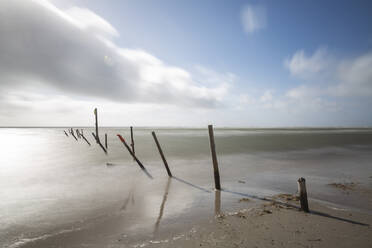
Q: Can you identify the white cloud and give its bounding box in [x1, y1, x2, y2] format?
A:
[0, 0, 231, 114]
[241, 5, 267, 34]
[238, 94, 256, 105]
[65, 7, 119, 37]
[284, 48, 372, 97]
[286, 85, 322, 99]
[335, 52, 372, 96]
[194, 65, 236, 87]
[259, 90, 273, 103]
[284, 48, 331, 80]
[233, 87, 342, 126]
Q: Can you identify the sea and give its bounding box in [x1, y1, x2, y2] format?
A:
[1, 127, 372, 247]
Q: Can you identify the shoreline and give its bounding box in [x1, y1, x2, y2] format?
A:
[14, 188, 372, 248]
[125, 196, 372, 248]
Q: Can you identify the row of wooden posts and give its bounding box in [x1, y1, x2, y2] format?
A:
[63, 108, 310, 213]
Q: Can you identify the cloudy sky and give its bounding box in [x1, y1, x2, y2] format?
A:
[0, 0, 371, 127]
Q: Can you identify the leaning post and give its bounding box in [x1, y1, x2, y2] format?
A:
[130, 126, 135, 159]
[208, 125, 221, 190]
[152, 131, 172, 177]
[92, 133, 107, 154]
[70, 128, 78, 141]
[81, 133, 91, 146]
[117, 134, 147, 171]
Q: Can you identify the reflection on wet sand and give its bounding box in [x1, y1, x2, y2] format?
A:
[215, 190, 221, 215]
[121, 187, 135, 211]
[153, 178, 172, 234]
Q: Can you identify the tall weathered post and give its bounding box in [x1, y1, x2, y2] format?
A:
[152, 131, 172, 177]
[297, 177, 309, 212]
[94, 108, 99, 143]
[208, 125, 221, 190]
[105, 133, 108, 149]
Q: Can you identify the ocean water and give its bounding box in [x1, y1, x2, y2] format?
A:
[1, 127, 372, 247]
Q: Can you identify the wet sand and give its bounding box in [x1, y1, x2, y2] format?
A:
[128, 197, 372, 248]
[17, 188, 372, 248]
[2, 128, 372, 247]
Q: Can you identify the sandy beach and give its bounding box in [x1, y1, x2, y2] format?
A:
[16, 183, 372, 248]
[125, 195, 372, 248]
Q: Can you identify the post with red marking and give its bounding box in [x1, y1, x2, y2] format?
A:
[117, 134, 146, 170]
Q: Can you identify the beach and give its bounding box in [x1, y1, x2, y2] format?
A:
[1, 128, 372, 247]
[131, 199, 372, 248]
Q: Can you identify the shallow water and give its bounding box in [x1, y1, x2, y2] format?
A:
[1, 127, 372, 247]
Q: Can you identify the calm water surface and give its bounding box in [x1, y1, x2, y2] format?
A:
[1, 128, 372, 247]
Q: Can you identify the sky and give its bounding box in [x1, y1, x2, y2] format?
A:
[0, 0, 371, 127]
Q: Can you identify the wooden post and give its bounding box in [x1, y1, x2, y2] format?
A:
[64, 130, 69, 137]
[70, 128, 78, 141]
[105, 133, 108, 149]
[117, 134, 146, 170]
[152, 131, 172, 177]
[81, 134, 91, 146]
[76, 129, 81, 139]
[130, 126, 135, 158]
[92, 132, 107, 154]
[297, 177, 309, 213]
[208, 125, 221, 190]
[94, 108, 99, 143]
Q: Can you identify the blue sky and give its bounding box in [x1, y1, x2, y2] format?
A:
[74, 0, 372, 76]
[0, 0, 371, 126]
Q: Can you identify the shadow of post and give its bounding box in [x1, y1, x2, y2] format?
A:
[222, 189, 369, 227]
[173, 176, 211, 193]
